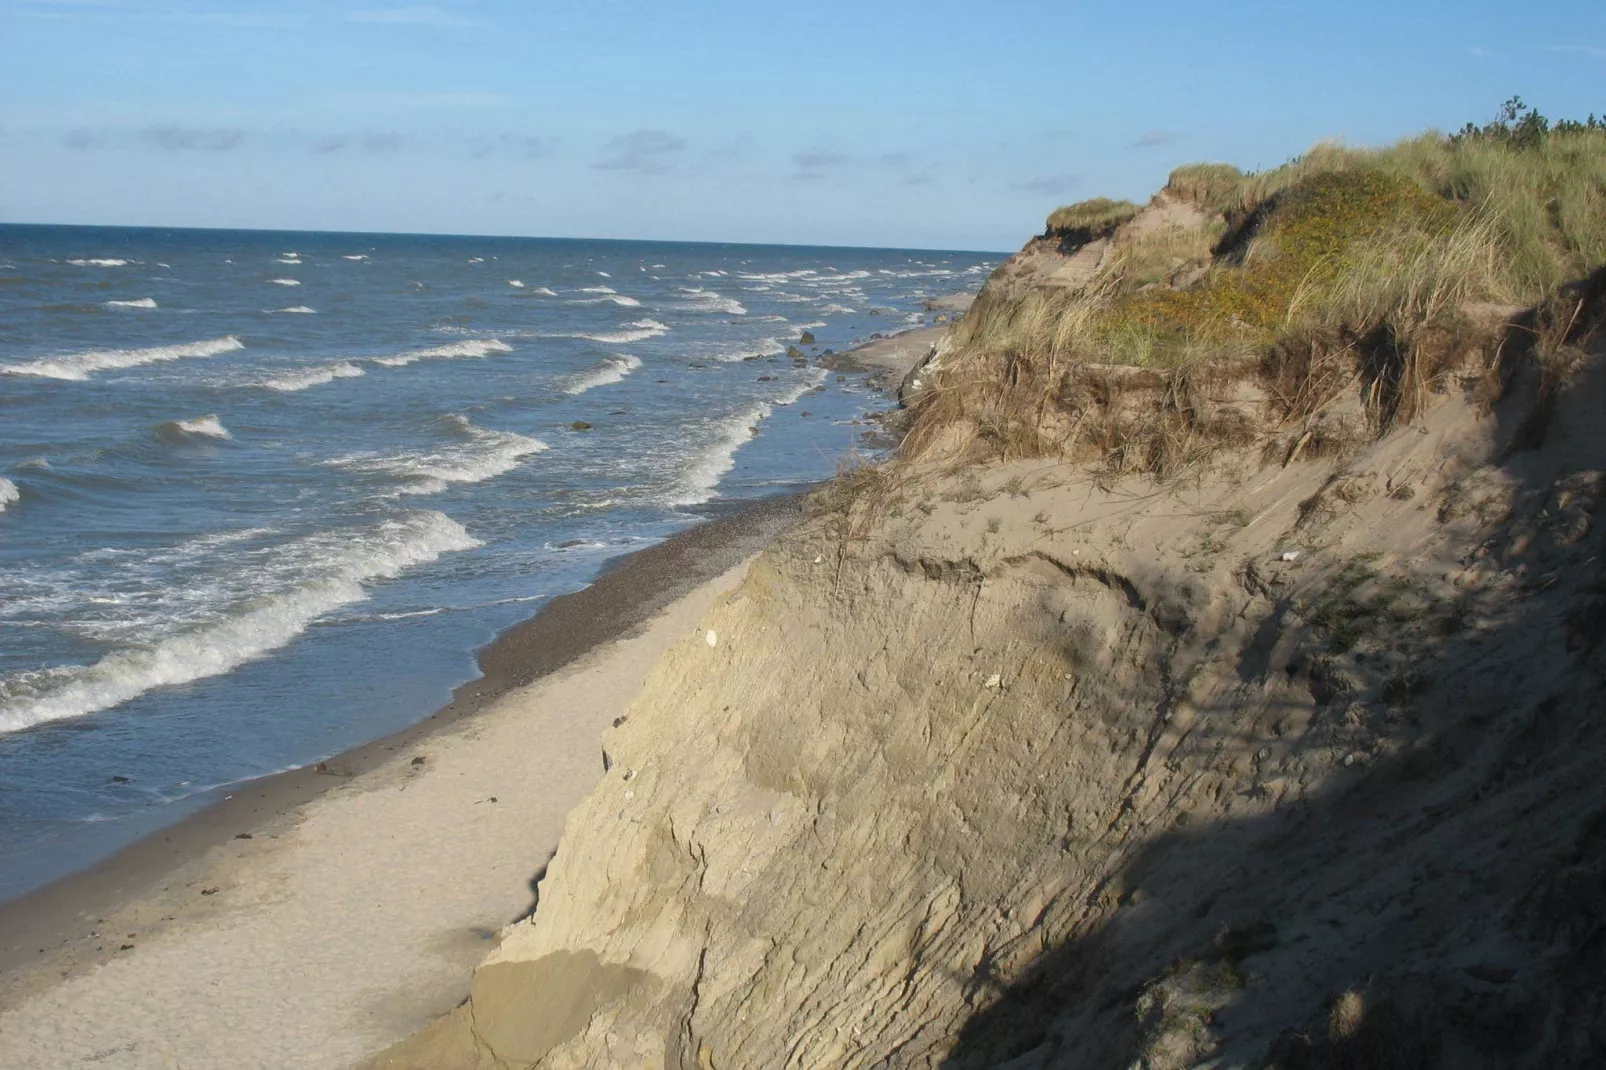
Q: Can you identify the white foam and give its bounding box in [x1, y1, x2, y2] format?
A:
[0, 512, 480, 732]
[706, 337, 782, 362]
[667, 403, 769, 507]
[105, 297, 158, 309]
[270, 278, 301, 286]
[262, 361, 364, 392]
[67, 258, 129, 267]
[568, 294, 642, 307]
[4, 335, 244, 381]
[531, 286, 558, 296]
[154, 415, 231, 444]
[597, 271, 611, 277]
[677, 288, 747, 316]
[579, 285, 617, 294]
[565, 354, 642, 395]
[571, 319, 669, 345]
[0, 478, 18, 513]
[372, 339, 513, 367]
[343, 254, 369, 261]
[276, 257, 302, 265]
[468, 257, 485, 264]
[819, 304, 859, 315]
[508, 279, 525, 288]
[275, 305, 317, 314]
[327, 415, 547, 495]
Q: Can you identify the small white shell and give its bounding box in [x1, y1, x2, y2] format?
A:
[705, 630, 718, 647]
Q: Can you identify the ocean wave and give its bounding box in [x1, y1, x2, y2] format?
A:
[261, 361, 364, 392]
[276, 257, 302, 265]
[508, 279, 525, 288]
[343, 254, 369, 261]
[327, 415, 547, 495]
[677, 288, 747, 316]
[565, 354, 642, 395]
[105, 298, 158, 309]
[270, 278, 301, 286]
[0, 511, 480, 733]
[372, 338, 513, 367]
[570, 319, 669, 345]
[579, 285, 616, 294]
[666, 369, 826, 506]
[818, 304, 859, 315]
[667, 404, 769, 507]
[3, 335, 244, 381]
[67, 258, 129, 267]
[568, 294, 642, 308]
[0, 478, 18, 513]
[155, 415, 231, 442]
[274, 305, 317, 314]
[703, 337, 782, 363]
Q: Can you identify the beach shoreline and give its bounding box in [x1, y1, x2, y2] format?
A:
[0, 490, 804, 997]
[0, 308, 962, 1066]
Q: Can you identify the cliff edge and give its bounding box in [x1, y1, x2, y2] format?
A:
[377, 123, 1606, 1068]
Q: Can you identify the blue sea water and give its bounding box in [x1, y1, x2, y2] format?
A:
[0, 224, 995, 901]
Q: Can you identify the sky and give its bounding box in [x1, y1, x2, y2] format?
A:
[1, 0, 1603, 251]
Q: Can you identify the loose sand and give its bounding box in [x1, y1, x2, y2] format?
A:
[0, 559, 755, 1069]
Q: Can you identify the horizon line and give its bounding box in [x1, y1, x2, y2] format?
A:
[0, 219, 1013, 257]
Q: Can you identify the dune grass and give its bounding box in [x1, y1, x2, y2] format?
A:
[1045, 198, 1142, 237]
[906, 102, 1606, 473]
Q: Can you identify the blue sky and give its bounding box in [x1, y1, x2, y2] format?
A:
[1, 0, 1603, 251]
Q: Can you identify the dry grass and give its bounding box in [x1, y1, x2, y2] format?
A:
[1045, 198, 1142, 238]
[899, 120, 1606, 478]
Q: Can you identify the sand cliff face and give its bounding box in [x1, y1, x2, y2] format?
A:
[376, 293, 1606, 1066]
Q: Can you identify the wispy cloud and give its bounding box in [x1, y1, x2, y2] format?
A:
[498, 134, 552, 159]
[63, 127, 106, 149]
[1017, 173, 1082, 196]
[592, 129, 686, 174]
[1131, 129, 1180, 149]
[467, 134, 551, 159]
[346, 5, 482, 27]
[792, 149, 849, 180]
[310, 132, 408, 154]
[1468, 46, 1493, 57]
[879, 152, 936, 186]
[141, 125, 244, 151]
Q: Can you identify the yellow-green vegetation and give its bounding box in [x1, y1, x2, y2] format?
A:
[1045, 197, 1141, 237]
[909, 99, 1606, 472]
[1164, 163, 1245, 212]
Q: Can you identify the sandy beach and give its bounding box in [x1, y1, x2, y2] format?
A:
[0, 483, 814, 1067]
[0, 553, 757, 1068]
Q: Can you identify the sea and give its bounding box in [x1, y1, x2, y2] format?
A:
[0, 224, 996, 901]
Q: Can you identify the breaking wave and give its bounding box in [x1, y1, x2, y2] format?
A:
[261, 362, 365, 392]
[571, 319, 669, 345]
[0, 478, 18, 513]
[3, 336, 245, 381]
[372, 339, 513, 367]
[666, 369, 827, 506]
[565, 354, 642, 395]
[155, 415, 231, 442]
[67, 259, 129, 267]
[327, 415, 547, 495]
[0, 511, 480, 733]
[105, 298, 158, 309]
